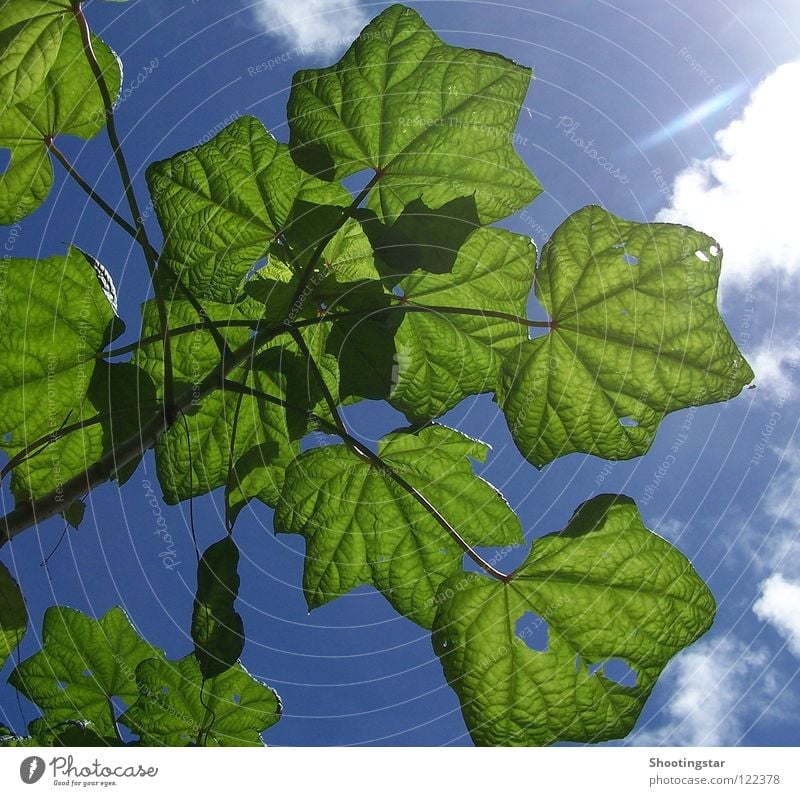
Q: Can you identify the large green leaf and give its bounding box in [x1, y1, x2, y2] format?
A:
[0, 249, 148, 500]
[0, 21, 121, 223]
[0, 561, 26, 670]
[135, 298, 298, 508]
[121, 655, 281, 746]
[9, 606, 164, 739]
[192, 537, 244, 679]
[390, 227, 535, 421]
[275, 424, 523, 628]
[0, 1, 69, 111]
[146, 115, 350, 303]
[500, 206, 754, 467]
[432, 494, 715, 745]
[288, 4, 541, 224]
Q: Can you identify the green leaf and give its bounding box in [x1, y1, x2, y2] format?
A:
[121, 655, 281, 746]
[432, 494, 715, 745]
[287, 4, 541, 224]
[192, 537, 244, 679]
[9, 606, 164, 738]
[390, 227, 535, 421]
[0, 21, 121, 223]
[146, 115, 350, 302]
[135, 297, 298, 508]
[357, 195, 481, 279]
[0, 561, 26, 670]
[0, 249, 145, 501]
[275, 424, 523, 628]
[500, 206, 754, 467]
[61, 499, 86, 530]
[0, 1, 69, 111]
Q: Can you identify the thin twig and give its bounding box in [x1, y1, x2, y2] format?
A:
[72, 0, 175, 410]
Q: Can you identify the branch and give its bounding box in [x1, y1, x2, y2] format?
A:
[72, 0, 175, 410]
[0, 323, 287, 545]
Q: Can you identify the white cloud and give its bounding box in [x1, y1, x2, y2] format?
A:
[748, 339, 800, 403]
[630, 637, 776, 745]
[249, 0, 368, 55]
[753, 574, 800, 657]
[656, 62, 800, 296]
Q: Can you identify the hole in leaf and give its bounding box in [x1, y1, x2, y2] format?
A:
[233, 693, 241, 705]
[575, 656, 582, 673]
[622, 253, 639, 266]
[602, 658, 638, 687]
[161, 686, 169, 695]
[0, 148, 9, 174]
[58, 681, 67, 690]
[619, 416, 639, 427]
[695, 250, 711, 262]
[180, 733, 188, 741]
[246, 257, 267, 282]
[81, 670, 92, 678]
[515, 612, 548, 652]
[392, 286, 405, 298]
[709, 244, 719, 256]
[3, 432, 12, 443]
[587, 661, 603, 677]
[439, 547, 447, 555]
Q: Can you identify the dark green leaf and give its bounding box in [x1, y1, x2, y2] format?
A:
[9, 606, 164, 738]
[192, 537, 244, 679]
[0, 561, 26, 670]
[121, 654, 281, 746]
[500, 206, 754, 467]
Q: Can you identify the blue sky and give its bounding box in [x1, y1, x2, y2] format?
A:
[2, 0, 800, 746]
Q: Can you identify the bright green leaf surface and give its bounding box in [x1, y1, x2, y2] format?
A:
[192, 537, 244, 679]
[0, 561, 26, 670]
[146, 115, 350, 302]
[121, 655, 281, 746]
[0, 22, 121, 223]
[9, 606, 164, 738]
[432, 494, 715, 745]
[500, 206, 754, 467]
[391, 227, 535, 421]
[275, 424, 523, 628]
[288, 4, 541, 224]
[0, 249, 140, 500]
[0, 1, 69, 111]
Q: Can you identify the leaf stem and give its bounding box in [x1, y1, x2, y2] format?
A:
[72, 0, 175, 412]
[287, 328, 511, 582]
[46, 139, 139, 240]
